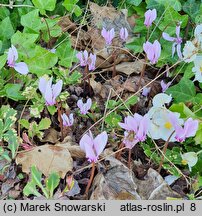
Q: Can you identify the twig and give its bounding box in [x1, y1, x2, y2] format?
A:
[0, 3, 34, 8]
[128, 149, 131, 169]
[18, 99, 30, 137]
[85, 162, 95, 196]
[56, 101, 64, 141]
[158, 131, 175, 173]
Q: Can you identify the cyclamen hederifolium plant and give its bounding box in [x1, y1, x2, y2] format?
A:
[0, 0, 202, 200]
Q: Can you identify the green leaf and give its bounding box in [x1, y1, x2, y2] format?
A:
[166, 78, 196, 103]
[126, 0, 142, 6]
[194, 123, 202, 146]
[11, 31, 38, 58]
[183, 0, 200, 21]
[105, 112, 122, 127]
[19, 119, 30, 129]
[62, 0, 82, 17]
[6, 130, 18, 159]
[4, 83, 26, 101]
[47, 105, 57, 115]
[158, 6, 188, 35]
[38, 118, 51, 131]
[65, 71, 82, 85]
[46, 172, 60, 198]
[0, 8, 10, 20]
[146, 0, 182, 11]
[20, 9, 43, 33]
[123, 95, 138, 108]
[26, 46, 58, 76]
[30, 166, 49, 198]
[169, 103, 196, 118]
[32, 0, 56, 14]
[0, 54, 7, 70]
[0, 17, 15, 41]
[23, 181, 42, 197]
[56, 39, 75, 68]
[126, 37, 145, 54]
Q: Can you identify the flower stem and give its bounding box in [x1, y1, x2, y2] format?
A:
[128, 149, 132, 169]
[85, 162, 95, 196]
[158, 131, 174, 173]
[112, 50, 117, 78]
[115, 142, 124, 159]
[56, 101, 64, 141]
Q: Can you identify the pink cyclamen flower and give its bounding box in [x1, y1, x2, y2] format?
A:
[88, 53, 96, 71]
[76, 50, 88, 67]
[144, 9, 157, 28]
[142, 87, 151, 97]
[7, 45, 29, 75]
[61, 113, 74, 127]
[160, 80, 171, 92]
[119, 113, 149, 149]
[169, 112, 198, 142]
[143, 40, 161, 64]
[38, 77, 63, 106]
[76, 51, 96, 71]
[79, 131, 108, 162]
[120, 27, 128, 42]
[162, 24, 183, 59]
[77, 98, 92, 115]
[101, 27, 115, 45]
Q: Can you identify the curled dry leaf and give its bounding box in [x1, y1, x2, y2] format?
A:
[16, 144, 73, 178]
[134, 168, 181, 200]
[90, 156, 141, 200]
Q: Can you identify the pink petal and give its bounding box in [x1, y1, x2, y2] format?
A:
[184, 118, 198, 138]
[79, 134, 96, 161]
[83, 50, 88, 63]
[77, 99, 84, 109]
[101, 28, 107, 39]
[14, 62, 29, 75]
[142, 87, 151, 97]
[176, 44, 182, 59]
[88, 53, 96, 71]
[153, 40, 161, 59]
[52, 80, 63, 99]
[38, 77, 48, 96]
[93, 131, 108, 156]
[172, 43, 176, 57]
[44, 77, 54, 105]
[162, 32, 175, 42]
[86, 98, 92, 110]
[176, 25, 180, 38]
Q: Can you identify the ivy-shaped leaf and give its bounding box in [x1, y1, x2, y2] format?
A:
[166, 78, 196, 103]
[32, 0, 57, 14]
[26, 46, 58, 76]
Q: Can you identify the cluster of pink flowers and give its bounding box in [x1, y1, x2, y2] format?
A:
[101, 27, 129, 45]
[119, 114, 149, 149]
[143, 9, 183, 64]
[76, 50, 96, 71]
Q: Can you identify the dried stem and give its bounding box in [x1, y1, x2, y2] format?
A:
[158, 131, 175, 173]
[56, 101, 64, 141]
[115, 142, 124, 159]
[128, 149, 132, 169]
[85, 161, 95, 196]
[18, 99, 30, 137]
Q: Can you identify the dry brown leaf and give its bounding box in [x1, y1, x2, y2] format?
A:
[115, 61, 143, 75]
[57, 139, 85, 159]
[134, 168, 181, 200]
[16, 144, 73, 178]
[41, 128, 60, 143]
[90, 156, 141, 200]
